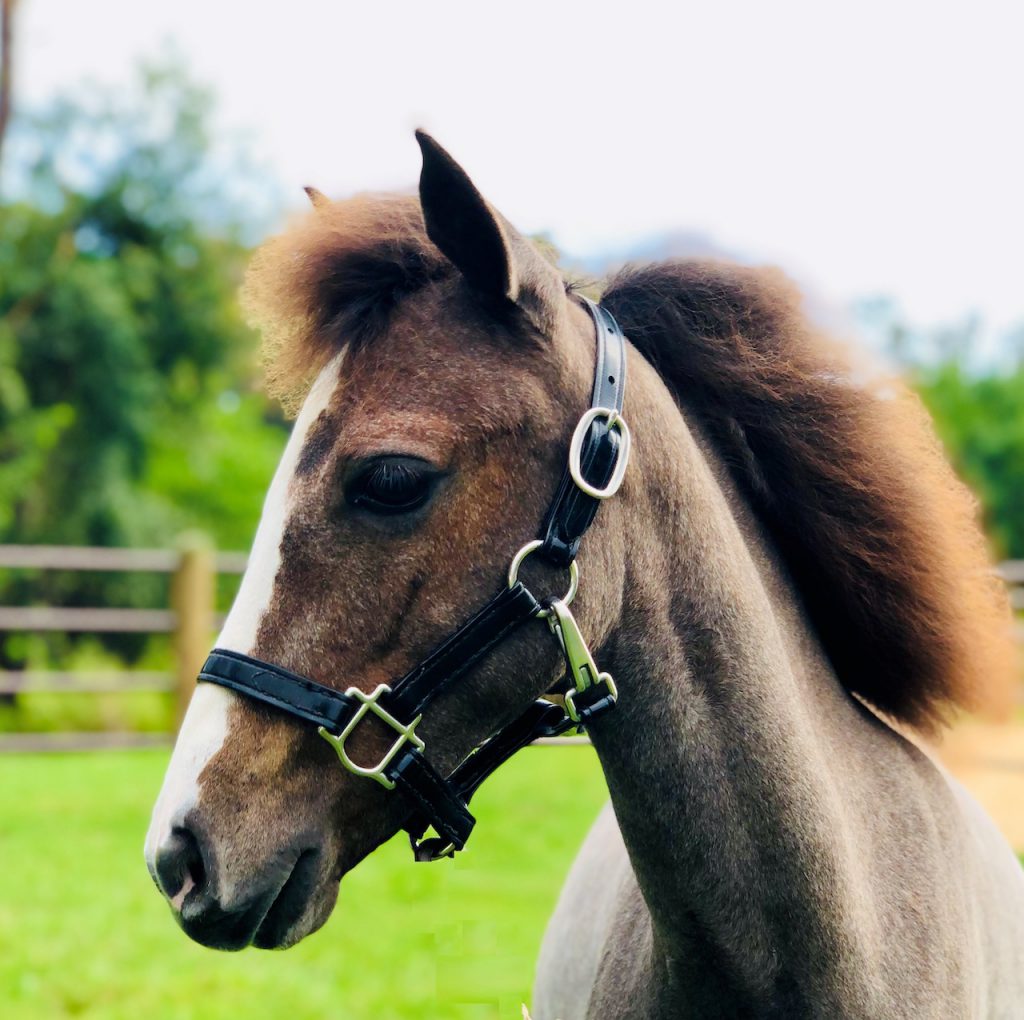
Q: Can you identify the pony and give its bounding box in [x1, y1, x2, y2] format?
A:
[145, 131, 1024, 1017]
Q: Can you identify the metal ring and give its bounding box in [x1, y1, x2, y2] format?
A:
[507, 539, 579, 617]
[568, 407, 631, 500]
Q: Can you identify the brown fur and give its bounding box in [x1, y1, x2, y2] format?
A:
[244, 196, 1013, 733]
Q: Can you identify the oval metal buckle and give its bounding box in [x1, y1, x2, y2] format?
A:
[568, 407, 631, 500]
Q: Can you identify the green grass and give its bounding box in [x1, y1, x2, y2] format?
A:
[0, 747, 608, 1019]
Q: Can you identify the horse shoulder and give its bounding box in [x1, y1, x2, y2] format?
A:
[940, 769, 1024, 1012]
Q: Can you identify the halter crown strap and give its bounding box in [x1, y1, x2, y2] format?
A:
[196, 297, 629, 861]
[539, 298, 628, 566]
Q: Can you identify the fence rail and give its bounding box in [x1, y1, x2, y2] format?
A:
[0, 731, 170, 752]
[0, 541, 242, 751]
[0, 606, 180, 633]
[0, 670, 172, 695]
[1, 544, 1022, 753]
[1001, 561, 1024, 584]
[0, 544, 249, 573]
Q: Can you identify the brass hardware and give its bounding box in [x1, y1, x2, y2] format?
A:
[545, 598, 618, 722]
[318, 684, 424, 790]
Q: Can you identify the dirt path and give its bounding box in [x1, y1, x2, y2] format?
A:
[938, 721, 1024, 850]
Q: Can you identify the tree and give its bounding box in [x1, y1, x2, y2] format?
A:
[916, 362, 1024, 560]
[0, 62, 286, 667]
[854, 297, 1024, 559]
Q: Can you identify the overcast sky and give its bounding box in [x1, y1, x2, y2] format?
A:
[18, 0, 1024, 337]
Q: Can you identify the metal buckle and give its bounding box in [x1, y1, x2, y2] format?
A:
[508, 539, 578, 619]
[545, 598, 618, 723]
[410, 827, 457, 862]
[318, 684, 424, 790]
[568, 406, 631, 500]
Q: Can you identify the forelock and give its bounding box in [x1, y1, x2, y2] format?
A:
[242, 193, 455, 416]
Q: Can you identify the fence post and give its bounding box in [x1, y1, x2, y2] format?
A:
[171, 533, 214, 731]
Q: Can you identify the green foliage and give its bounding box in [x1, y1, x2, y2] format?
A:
[0, 64, 280, 549]
[0, 62, 286, 671]
[915, 361, 1024, 559]
[0, 634, 174, 734]
[140, 391, 287, 551]
[0, 747, 608, 1019]
[855, 297, 1024, 559]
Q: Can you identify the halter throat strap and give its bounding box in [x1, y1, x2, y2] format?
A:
[196, 296, 629, 860]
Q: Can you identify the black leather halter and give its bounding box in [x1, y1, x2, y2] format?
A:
[197, 297, 630, 861]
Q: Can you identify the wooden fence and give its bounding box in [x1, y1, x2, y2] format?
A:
[0, 540, 246, 751]
[0, 544, 1022, 753]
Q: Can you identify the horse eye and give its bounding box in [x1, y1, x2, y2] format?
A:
[345, 457, 439, 515]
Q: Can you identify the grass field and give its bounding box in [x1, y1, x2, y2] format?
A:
[0, 747, 609, 1020]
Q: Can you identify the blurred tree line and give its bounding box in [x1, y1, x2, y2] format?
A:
[856, 298, 1024, 561]
[0, 63, 287, 673]
[924, 361, 1024, 560]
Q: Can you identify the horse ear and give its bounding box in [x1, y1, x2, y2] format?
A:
[303, 186, 330, 209]
[416, 130, 519, 303]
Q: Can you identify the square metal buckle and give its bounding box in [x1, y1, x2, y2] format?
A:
[318, 684, 424, 790]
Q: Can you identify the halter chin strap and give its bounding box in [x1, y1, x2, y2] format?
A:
[197, 296, 630, 861]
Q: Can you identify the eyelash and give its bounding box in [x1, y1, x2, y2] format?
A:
[345, 457, 439, 515]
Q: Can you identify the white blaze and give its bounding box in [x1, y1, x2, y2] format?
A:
[145, 353, 345, 867]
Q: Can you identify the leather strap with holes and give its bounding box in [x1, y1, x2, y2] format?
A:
[538, 299, 627, 566]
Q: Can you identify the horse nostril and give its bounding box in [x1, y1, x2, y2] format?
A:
[154, 827, 207, 909]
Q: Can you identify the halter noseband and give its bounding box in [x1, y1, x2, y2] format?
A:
[197, 297, 631, 861]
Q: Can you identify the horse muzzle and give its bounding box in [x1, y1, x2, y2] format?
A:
[147, 823, 333, 950]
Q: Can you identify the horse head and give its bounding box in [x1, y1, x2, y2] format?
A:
[144, 133, 629, 950]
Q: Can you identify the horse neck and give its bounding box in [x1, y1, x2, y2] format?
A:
[587, 353, 879, 1007]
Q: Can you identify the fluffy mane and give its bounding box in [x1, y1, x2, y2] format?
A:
[242, 194, 454, 413]
[602, 260, 1015, 732]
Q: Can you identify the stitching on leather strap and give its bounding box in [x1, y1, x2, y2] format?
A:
[393, 760, 473, 846]
[405, 607, 536, 717]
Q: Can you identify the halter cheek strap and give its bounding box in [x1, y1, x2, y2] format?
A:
[197, 297, 630, 861]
